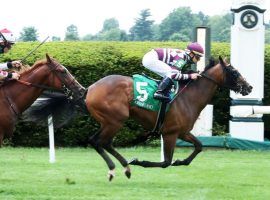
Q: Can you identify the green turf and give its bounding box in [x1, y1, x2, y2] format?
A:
[0, 147, 270, 200]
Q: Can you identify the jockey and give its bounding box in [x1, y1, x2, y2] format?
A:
[0, 28, 21, 80]
[142, 42, 204, 101]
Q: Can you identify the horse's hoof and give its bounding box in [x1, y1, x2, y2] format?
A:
[171, 159, 188, 166]
[107, 169, 115, 181]
[124, 166, 131, 179]
[125, 170, 131, 179]
[108, 174, 114, 181]
[128, 158, 138, 165]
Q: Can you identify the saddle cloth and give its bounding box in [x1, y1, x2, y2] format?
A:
[131, 74, 178, 111]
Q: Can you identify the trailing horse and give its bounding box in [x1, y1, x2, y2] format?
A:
[85, 56, 252, 181]
[0, 54, 85, 145]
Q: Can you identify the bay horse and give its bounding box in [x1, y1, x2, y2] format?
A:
[0, 54, 85, 145]
[85, 56, 252, 181]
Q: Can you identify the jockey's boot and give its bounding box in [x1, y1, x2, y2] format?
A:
[154, 76, 174, 102]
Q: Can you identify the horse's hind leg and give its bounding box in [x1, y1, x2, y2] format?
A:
[129, 134, 178, 168]
[103, 142, 131, 179]
[171, 133, 202, 166]
[89, 130, 116, 181]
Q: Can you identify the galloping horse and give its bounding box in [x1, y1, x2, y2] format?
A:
[85, 56, 252, 181]
[0, 54, 85, 145]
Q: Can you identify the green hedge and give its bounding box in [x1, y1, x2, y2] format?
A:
[0, 41, 269, 146]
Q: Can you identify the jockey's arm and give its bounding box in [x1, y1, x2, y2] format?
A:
[0, 62, 12, 70]
[0, 61, 22, 70]
[0, 70, 20, 80]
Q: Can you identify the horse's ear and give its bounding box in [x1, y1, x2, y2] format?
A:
[218, 56, 225, 66]
[223, 57, 231, 66]
[46, 54, 52, 63]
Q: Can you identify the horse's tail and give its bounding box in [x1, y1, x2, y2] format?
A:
[22, 91, 81, 128]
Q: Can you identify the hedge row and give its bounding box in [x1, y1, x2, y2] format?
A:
[0, 41, 269, 146]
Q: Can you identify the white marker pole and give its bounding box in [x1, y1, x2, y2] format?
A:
[48, 114, 56, 163]
[160, 135, 164, 161]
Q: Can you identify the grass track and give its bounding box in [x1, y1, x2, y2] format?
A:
[0, 147, 270, 200]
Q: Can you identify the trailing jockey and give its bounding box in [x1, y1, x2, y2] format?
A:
[142, 42, 204, 102]
[0, 28, 21, 80]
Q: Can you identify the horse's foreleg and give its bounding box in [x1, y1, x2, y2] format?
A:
[89, 130, 116, 181]
[129, 134, 177, 168]
[171, 133, 202, 166]
[103, 143, 131, 179]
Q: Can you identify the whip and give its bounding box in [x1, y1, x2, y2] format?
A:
[21, 36, 50, 63]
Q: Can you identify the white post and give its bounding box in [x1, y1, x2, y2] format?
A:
[191, 26, 213, 137]
[230, 0, 266, 141]
[160, 135, 164, 161]
[48, 114, 56, 163]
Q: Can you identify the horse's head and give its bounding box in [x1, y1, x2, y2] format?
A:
[45, 54, 86, 100]
[218, 56, 252, 96]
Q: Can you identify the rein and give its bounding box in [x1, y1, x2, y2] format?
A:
[200, 73, 222, 86]
[169, 80, 192, 103]
[16, 79, 62, 92]
[169, 65, 226, 103]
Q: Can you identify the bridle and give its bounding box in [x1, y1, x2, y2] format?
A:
[200, 62, 239, 89]
[3, 60, 75, 117]
[200, 72, 222, 86]
[170, 63, 233, 104]
[16, 63, 62, 92]
[15, 61, 73, 95]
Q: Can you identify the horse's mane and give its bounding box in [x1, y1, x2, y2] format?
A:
[203, 57, 217, 72]
[18, 59, 47, 76]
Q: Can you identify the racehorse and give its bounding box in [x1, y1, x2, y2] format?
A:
[85, 56, 253, 181]
[0, 54, 85, 145]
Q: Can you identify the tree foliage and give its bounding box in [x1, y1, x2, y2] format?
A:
[101, 18, 119, 32]
[208, 13, 231, 42]
[129, 9, 154, 41]
[64, 24, 80, 41]
[51, 36, 61, 41]
[95, 18, 128, 41]
[19, 26, 38, 42]
[158, 7, 199, 41]
[18, 7, 267, 43]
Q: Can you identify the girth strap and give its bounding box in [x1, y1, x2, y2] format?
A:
[151, 101, 168, 134]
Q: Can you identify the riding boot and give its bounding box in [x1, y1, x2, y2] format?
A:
[154, 76, 174, 102]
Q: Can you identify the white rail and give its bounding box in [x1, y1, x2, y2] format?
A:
[230, 106, 270, 117]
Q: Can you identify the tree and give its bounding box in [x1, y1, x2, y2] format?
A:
[158, 7, 201, 41]
[98, 29, 128, 41]
[19, 26, 38, 41]
[96, 18, 127, 41]
[64, 24, 80, 41]
[197, 11, 209, 26]
[208, 13, 231, 42]
[101, 18, 119, 32]
[82, 34, 97, 41]
[169, 32, 189, 41]
[51, 36, 61, 41]
[129, 9, 154, 41]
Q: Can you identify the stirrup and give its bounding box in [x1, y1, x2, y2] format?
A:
[154, 92, 170, 101]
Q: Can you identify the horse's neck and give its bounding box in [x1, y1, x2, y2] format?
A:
[180, 75, 218, 117]
[7, 67, 51, 113]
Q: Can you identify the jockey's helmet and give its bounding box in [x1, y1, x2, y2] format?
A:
[0, 28, 16, 44]
[186, 42, 204, 57]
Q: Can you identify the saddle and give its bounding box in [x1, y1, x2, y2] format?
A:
[132, 74, 180, 134]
